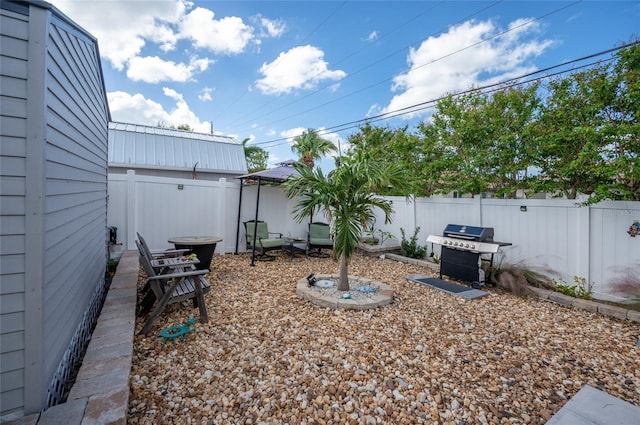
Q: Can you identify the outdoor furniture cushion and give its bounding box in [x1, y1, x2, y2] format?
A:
[309, 222, 332, 247]
[308, 222, 333, 257]
[244, 220, 284, 260]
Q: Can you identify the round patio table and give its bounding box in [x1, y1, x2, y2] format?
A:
[168, 236, 222, 270]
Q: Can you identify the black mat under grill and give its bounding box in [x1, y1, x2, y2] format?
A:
[412, 277, 470, 293]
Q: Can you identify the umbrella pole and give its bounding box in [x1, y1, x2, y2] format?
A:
[251, 177, 262, 266]
[235, 180, 244, 254]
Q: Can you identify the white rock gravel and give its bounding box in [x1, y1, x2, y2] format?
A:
[129, 252, 640, 425]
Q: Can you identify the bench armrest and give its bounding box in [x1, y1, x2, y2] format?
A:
[148, 268, 210, 280]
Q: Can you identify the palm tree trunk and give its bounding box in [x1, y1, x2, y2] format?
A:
[338, 254, 349, 291]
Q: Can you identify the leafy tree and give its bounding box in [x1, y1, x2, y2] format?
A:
[347, 124, 424, 195]
[242, 138, 268, 173]
[177, 123, 192, 131]
[594, 41, 640, 202]
[418, 91, 495, 197]
[531, 67, 611, 199]
[481, 84, 540, 198]
[290, 129, 337, 168]
[284, 153, 410, 291]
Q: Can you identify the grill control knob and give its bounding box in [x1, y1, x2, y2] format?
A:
[465, 243, 470, 248]
[470, 244, 475, 249]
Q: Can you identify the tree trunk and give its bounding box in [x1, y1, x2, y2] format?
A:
[337, 254, 349, 291]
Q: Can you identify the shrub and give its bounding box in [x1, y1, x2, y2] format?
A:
[553, 276, 593, 300]
[486, 260, 555, 297]
[400, 227, 427, 259]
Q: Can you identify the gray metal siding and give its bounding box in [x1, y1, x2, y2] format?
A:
[40, 10, 109, 396]
[0, 4, 28, 418]
[108, 122, 248, 176]
[1, 1, 109, 418]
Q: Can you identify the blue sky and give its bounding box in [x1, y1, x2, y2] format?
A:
[51, 0, 639, 170]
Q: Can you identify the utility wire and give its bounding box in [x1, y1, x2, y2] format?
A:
[227, 0, 504, 131]
[232, 0, 582, 136]
[253, 40, 636, 149]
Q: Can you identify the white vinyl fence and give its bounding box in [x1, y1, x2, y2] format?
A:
[108, 171, 640, 301]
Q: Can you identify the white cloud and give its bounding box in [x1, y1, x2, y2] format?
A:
[107, 89, 209, 133]
[281, 127, 306, 143]
[199, 87, 214, 101]
[254, 15, 286, 37]
[179, 7, 254, 54]
[51, 0, 187, 70]
[367, 31, 378, 42]
[51, 0, 278, 74]
[255, 45, 347, 95]
[108, 91, 170, 124]
[382, 19, 554, 119]
[126, 56, 212, 83]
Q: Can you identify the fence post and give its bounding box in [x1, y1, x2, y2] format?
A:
[218, 178, 226, 255]
[126, 170, 136, 250]
[574, 204, 591, 287]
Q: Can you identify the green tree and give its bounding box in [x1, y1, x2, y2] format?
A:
[177, 123, 192, 131]
[347, 124, 424, 195]
[242, 138, 268, 173]
[290, 129, 337, 168]
[419, 91, 494, 197]
[481, 84, 540, 198]
[594, 41, 640, 202]
[531, 67, 611, 199]
[284, 154, 410, 291]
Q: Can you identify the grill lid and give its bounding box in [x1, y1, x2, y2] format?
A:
[443, 224, 494, 242]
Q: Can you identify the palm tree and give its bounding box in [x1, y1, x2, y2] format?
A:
[290, 129, 337, 168]
[284, 155, 409, 291]
[242, 138, 268, 173]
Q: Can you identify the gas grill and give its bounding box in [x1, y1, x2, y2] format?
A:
[426, 224, 511, 288]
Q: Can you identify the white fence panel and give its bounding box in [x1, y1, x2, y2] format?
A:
[108, 172, 313, 256]
[589, 202, 640, 298]
[107, 171, 640, 300]
[370, 196, 639, 300]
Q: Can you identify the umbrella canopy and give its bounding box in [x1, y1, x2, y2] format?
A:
[235, 159, 300, 183]
[234, 160, 301, 265]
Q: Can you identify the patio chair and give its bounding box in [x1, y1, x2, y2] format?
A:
[307, 222, 333, 258]
[137, 232, 188, 260]
[244, 220, 284, 261]
[137, 249, 211, 335]
[135, 239, 200, 274]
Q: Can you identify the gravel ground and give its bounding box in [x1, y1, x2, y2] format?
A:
[129, 252, 640, 425]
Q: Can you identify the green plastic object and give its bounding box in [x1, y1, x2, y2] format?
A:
[158, 317, 196, 346]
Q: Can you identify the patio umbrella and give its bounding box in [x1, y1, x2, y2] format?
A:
[234, 160, 301, 265]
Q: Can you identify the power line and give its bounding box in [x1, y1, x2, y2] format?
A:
[252, 40, 636, 149]
[226, 0, 505, 132]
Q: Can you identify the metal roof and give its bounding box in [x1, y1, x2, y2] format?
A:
[108, 122, 247, 174]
